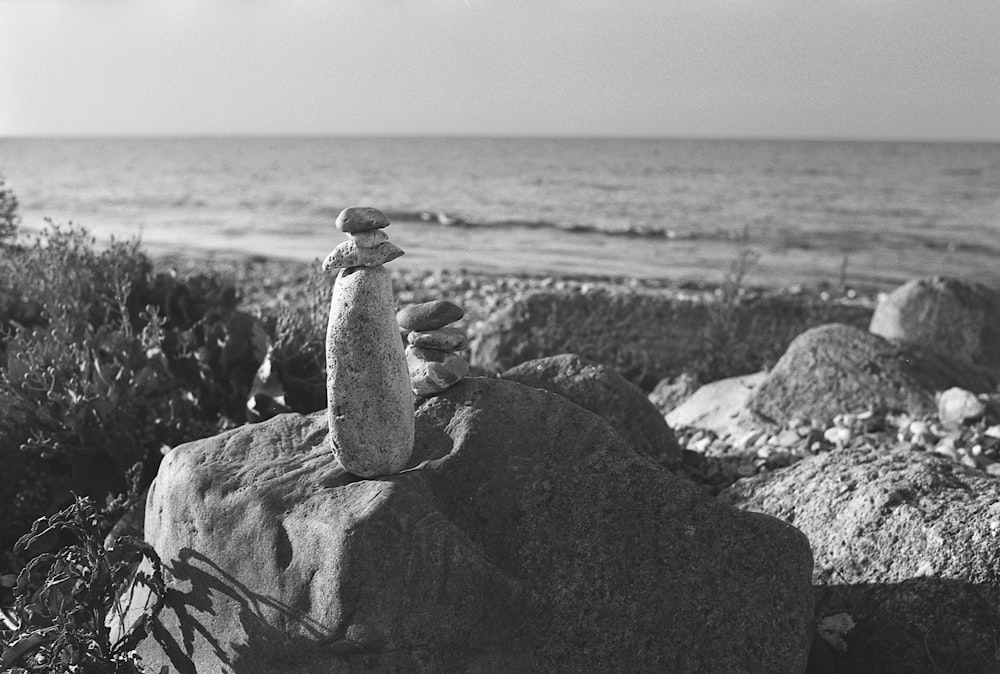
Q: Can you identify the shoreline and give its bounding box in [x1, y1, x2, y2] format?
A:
[145, 223, 1000, 298]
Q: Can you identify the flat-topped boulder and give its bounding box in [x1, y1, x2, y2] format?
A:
[723, 442, 1000, 673]
[131, 377, 813, 673]
[869, 276, 1000, 372]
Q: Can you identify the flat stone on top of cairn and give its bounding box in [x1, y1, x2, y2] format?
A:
[335, 206, 391, 233]
[397, 300, 465, 332]
[324, 207, 414, 478]
[400, 300, 470, 397]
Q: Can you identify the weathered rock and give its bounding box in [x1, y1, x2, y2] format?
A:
[665, 372, 769, 442]
[723, 443, 1000, 673]
[326, 266, 414, 477]
[406, 345, 469, 396]
[131, 378, 814, 673]
[869, 276, 1000, 372]
[503, 353, 681, 469]
[321, 239, 404, 270]
[470, 288, 872, 390]
[647, 372, 701, 416]
[407, 326, 469, 352]
[397, 300, 464, 332]
[748, 324, 995, 427]
[335, 206, 391, 233]
[349, 229, 389, 248]
[937, 386, 987, 429]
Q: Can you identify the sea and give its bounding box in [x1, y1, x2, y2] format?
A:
[1, 137, 999, 289]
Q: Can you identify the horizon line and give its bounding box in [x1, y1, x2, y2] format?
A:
[2, 132, 999, 145]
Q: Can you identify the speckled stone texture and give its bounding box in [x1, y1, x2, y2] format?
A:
[130, 378, 814, 673]
[724, 443, 1000, 673]
[501, 353, 681, 470]
[748, 323, 996, 426]
[869, 276, 1000, 373]
[326, 266, 414, 476]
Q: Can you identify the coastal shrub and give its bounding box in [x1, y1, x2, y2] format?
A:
[0, 176, 19, 242]
[0, 495, 165, 673]
[0, 224, 261, 558]
[266, 267, 329, 413]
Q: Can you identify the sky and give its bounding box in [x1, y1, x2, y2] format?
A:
[0, 0, 998, 141]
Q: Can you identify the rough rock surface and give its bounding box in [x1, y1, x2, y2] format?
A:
[869, 276, 1000, 372]
[470, 288, 873, 389]
[748, 323, 995, 427]
[133, 378, 813, 673]
[723, 443, 1000, 673]
[501, 354, 681, 469]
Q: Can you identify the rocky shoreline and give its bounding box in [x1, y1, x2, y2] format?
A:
[143, 250, 1000, 672]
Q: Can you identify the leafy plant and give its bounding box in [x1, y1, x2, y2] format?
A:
[0, 175, 19, 242]
[265, 267, 329, 413]
[0, 223, 267, 557]
[0, 495, 166, 674]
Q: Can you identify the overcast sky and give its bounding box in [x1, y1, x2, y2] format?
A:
[1, 0, 998, 140]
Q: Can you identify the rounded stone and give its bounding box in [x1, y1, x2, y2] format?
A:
[937, 387, 987, 429]
[350, 229, 390, 249]
[406, 345, 470, 396]
[326, 265, 414, 476]
[397, 300, 464, 332]
[407, 327, 469, 352]
[336, 207, 391, 233]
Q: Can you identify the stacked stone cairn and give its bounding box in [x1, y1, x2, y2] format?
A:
[322, 207, 414, 478]
[398, 300, 471, 396]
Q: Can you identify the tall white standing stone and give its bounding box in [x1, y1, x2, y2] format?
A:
[323, 207, 414, 477]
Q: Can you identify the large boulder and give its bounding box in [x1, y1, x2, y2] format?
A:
[132, 377, 814, 673]
[501, 353, 681, 469]
[748, 323, 995, 427]
[469, 288, 872, 389]
[869, 276, 1000, 372]
[723, 443, 1000, 673]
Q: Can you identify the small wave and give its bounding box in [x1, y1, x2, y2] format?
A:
[943, 167, 985, 177]
[385, 210, 757, 243]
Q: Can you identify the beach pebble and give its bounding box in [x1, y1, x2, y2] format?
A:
[937, 387, 987, 428]
[770, 428, 801, 448]
[335, 206, 391, 233]
[987, 463, 1000, 478]
[349, 229, 389, 248]
[407, 327, 469, 352]
[406, 345, 470, 396]
[397, 300, 465, 332]
[824, 426, 852, 447]
[933, 437, 960, 461]
[322, 240, 404, 271]
[986, 425, 1000, 440]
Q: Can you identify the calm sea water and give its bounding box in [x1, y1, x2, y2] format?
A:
[2, 137, 999, 286]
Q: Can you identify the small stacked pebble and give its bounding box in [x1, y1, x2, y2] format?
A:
[397, 300, 470, 397]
